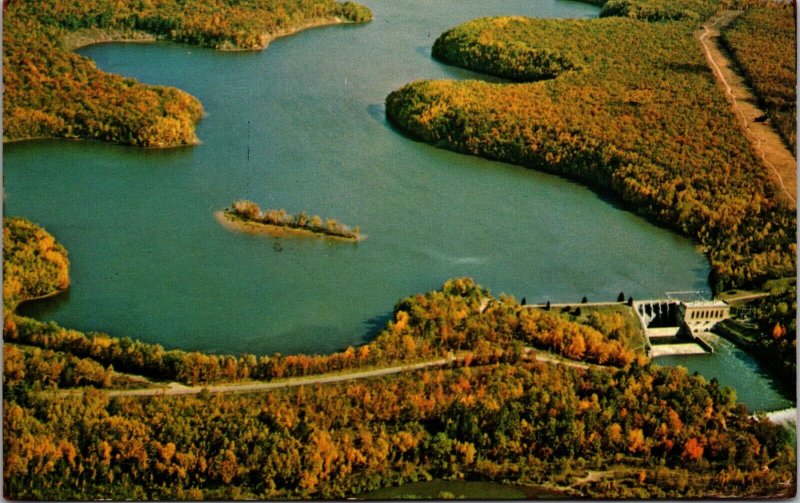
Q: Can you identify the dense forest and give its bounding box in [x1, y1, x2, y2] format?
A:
[2, 10, 204, 147]
[8, 0, 371, 50]
[3, 0, 370, 146]
[3, 216, 796, 500]
[4, 342, 795, 498]
[3, 218, 69, 310]
[598, 0, 723, 20]
[2, 218, 70, 337]
[226, 200, 362, 240]
[722, 281, 797, 384]
[386, 0, 796, 378]
[390, 5, 795, 294]
[4, 0, 797, 498]
[720, 5, 797, 149]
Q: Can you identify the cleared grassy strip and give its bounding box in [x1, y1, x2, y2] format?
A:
[720, 6, 796, 150]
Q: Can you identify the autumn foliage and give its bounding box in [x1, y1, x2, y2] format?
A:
[3, 0, 371, 146]
[228, 200, 362, 240]
[8, 0, 371, 51]
[3, 355, 795, 499]
[2, 228, 795, 499]
[7, 278, 637, 388]
[3, 218, 69, 313]
[737, 282, 797, 383]
[599, 0, 722, 20]
[4, 344, 115, 391]
[720, 5, 796, 149]
[386, 8, 796, 295]
[2, 11, 204, 147]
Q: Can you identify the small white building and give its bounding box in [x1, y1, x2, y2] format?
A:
[680, 300, 731, 331]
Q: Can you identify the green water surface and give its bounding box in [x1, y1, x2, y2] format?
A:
[5, 0, 789, 411]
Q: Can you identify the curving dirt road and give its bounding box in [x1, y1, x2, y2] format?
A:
[102, 357, 458, 397]
[697, 11, 797, 208]
[48, 348, 607, 399]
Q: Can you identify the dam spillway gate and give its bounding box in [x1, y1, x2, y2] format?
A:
[634, 295, 729, 357]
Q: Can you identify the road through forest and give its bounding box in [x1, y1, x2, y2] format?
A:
[52, 349, 599, 398]
[698, 11, 797, 208]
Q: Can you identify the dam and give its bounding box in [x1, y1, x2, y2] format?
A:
[634, 293, 730, 357]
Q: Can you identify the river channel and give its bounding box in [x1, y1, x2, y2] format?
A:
[3, 0, 790, 411]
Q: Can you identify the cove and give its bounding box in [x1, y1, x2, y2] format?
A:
[6, 3, 717, 365]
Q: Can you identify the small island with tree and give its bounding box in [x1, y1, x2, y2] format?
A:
[217, 200, 364, 242]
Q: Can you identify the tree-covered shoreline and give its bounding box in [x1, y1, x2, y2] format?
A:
[3, 0, 797, 497]
[2, 0, 371, 147]
[3, 220, 796, 499]
[3, 221, 636, 388]
[388, 10, 795, 291]
[385, 2, 797, 384]
[2, 218, 70, 335]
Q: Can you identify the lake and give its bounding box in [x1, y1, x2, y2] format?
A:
[5, 0, 789, 411]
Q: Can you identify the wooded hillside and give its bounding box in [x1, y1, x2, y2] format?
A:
[3, 218, 795, 499]
[3, 0, 370, 146]
[5, 348, 795, 499]
[387, 7, 796, 295]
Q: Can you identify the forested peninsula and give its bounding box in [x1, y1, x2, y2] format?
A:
[387, 0, 795, 294]
[2, 0, 371, 147]
[3, 0, 797, 499]
[3, 219, 796, 499]
[385, 0, 796, 382]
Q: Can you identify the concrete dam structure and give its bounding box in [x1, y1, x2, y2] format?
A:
[634, 293, 730, 357]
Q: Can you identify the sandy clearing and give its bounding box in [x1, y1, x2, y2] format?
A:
[697, 11, 797, 208]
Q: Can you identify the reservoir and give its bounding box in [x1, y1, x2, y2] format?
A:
[3, 0, 789, 410]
